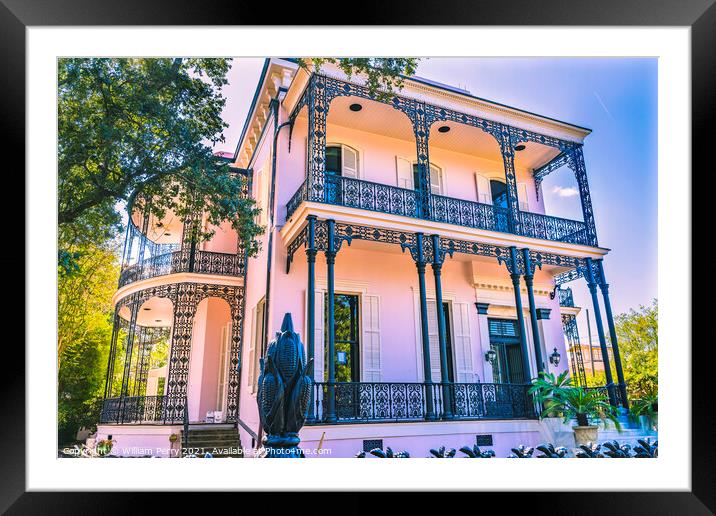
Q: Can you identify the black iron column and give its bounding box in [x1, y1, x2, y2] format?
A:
[507, 247, 532, 383]
[569, 147, 599, 247]
[412, 102, 432, 219]
[306, 75, 329, 203]
[306, 215, 317, 421]
[596, 260, 629, 408]
[414, 233, 437, 421]
[431, 234, 453, 420]
[584, 258, 618, 407]
[103, 308, 121, 399]
[324, 219, 337, 423]
[495, 127, 521, 235]
[522, 248, 545, 374]
[119, 297, 139, 398]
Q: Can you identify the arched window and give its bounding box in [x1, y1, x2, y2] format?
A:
[325, 144, 359, 178]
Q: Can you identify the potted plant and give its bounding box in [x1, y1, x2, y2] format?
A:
[529, 371, 574, 446]
[540, 387, 621, 446]
[95, 437, 115, 457]
[529, 371, 573, 417]
[630, 394, 658, 432]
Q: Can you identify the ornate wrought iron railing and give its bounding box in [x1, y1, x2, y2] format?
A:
[99, 395, 185, 425]
[118, 250, 245, 287]
[286, 173, 594, 246]
[309, 381, 537, 424]
[558, 287, 575, 307]
[518, 211, 590, 245]
[430, 193, 509, 233]
[440, 382, 536, 420]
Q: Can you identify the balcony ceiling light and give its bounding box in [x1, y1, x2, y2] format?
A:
[349, 103, 363, 112]
[437, 125, 450, 133]
[514, 144, 526, 151]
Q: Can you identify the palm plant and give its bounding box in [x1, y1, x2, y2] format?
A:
[630, 394, 658, 418]
[544, 387, 621, 430]
[528, 371, 572, 416]
[575, 442, 604, 458]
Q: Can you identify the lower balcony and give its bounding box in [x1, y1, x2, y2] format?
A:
[99, 395, 185, 425]
[309, 381, 537, 425]
[287, 174, 593, 247]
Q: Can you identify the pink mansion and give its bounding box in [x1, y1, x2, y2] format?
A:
[94, 58, 627, 458]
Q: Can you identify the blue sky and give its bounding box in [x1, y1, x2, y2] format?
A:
[215, 58, 657, 342]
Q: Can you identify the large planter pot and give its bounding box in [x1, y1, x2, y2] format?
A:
[573, 425, 599, 447]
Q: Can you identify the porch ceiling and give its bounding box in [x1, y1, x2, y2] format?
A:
[308, 94, 561, 170]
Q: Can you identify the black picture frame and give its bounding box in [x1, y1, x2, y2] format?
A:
[4, 0, 712, 512]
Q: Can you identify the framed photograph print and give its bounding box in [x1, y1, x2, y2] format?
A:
[5, 0, 713, 511]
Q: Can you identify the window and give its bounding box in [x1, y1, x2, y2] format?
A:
[411, 163, 443, 195]
[490, 180, 508, 209]
[249, 297, 266, 393]
[325, 144, 359, 178]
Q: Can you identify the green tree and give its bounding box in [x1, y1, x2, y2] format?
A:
[584, 300, 658, 399]
[616, 299, 658, 398]
[58, 58, 262, 271]
[299, 58, 420, 100]
[57, 239, 119, 442]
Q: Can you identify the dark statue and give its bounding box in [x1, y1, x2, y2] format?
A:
[256, 313, 312, 458]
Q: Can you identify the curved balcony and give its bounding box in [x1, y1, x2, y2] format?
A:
[118, 249, 245, 288]
[287, 173, 594, 247]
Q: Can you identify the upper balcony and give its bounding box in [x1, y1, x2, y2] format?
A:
[283, 73, 599, 249]
[119, 205, 245, 289]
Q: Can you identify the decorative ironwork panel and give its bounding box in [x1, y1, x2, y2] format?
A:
[99, 395, 184, 425]
[309, 381, 536, 424]
[519, 211, 590, 246]
[558, 287, 575, 307]
[562, 313, 587, 388]
[568, 147, 599, 247]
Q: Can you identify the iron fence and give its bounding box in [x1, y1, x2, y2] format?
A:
[309, 381, 537, 424]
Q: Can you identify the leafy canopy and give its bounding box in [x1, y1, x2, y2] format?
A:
[58, 58, 262, 260]
[297, 58, 420, 101]
[585, 299, 658, 399]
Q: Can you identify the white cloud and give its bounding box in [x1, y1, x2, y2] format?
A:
[551, 186, 579, 198]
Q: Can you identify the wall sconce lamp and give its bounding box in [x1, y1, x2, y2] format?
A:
[484, 348, 497, 364]
[549, 347, 561, 367]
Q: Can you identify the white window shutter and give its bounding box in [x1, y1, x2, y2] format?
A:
[342, 145, 359, 178]
[361, 295, 381, 381]
[429, 165, 442, 195]
[247, 306, 257, 390]
[395, 156, 414, 190]
[426, 299, 442, 382]
[517, 182, 529, 212]
[310, 290, 325, 383]
[453, 303, 474, 383]
[475, 173, 492, 205]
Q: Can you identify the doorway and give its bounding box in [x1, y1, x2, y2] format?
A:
[488, 318, 526, 384]
[324, 293, 360, 382]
